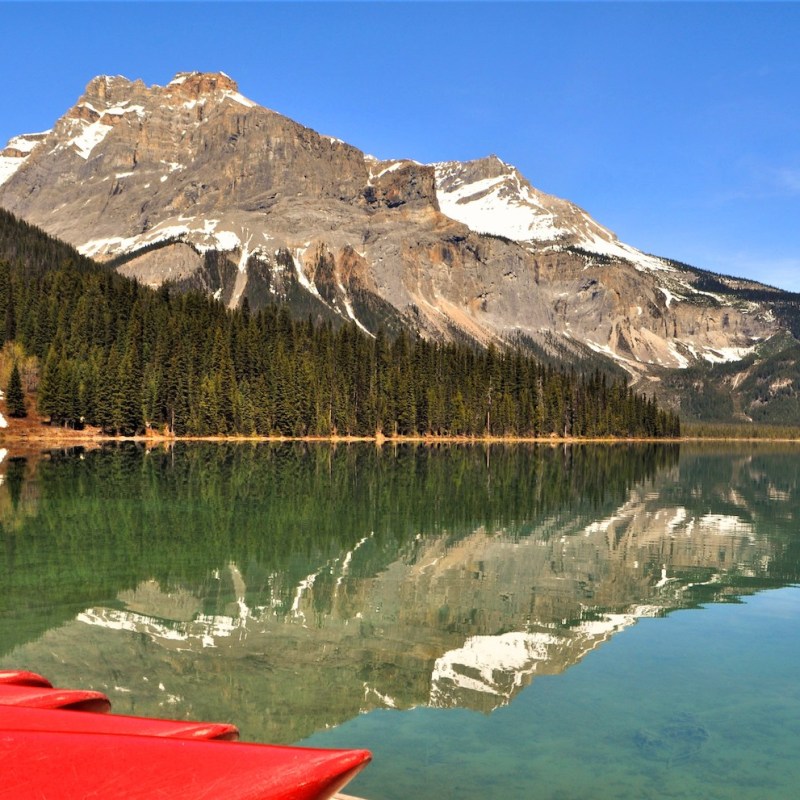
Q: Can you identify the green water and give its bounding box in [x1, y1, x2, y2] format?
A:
[0, 442, 798, 798]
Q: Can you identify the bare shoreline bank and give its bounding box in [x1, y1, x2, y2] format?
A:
[1, 428, 799, 449]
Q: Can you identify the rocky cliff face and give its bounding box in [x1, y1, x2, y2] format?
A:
[0, 72, 788, 387]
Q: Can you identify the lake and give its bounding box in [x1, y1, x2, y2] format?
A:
[1, 442, 798, 799]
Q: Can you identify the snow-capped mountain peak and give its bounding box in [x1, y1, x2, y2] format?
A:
[0, 72, 785, 385]
[434, 155, 672, 273]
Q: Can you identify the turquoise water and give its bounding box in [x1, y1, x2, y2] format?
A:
[307, 588, 800, 799]
[0, 442, 798, 798]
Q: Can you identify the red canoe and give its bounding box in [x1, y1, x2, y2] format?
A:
[0, 670, 52, 687]
[0, 683, 111, 712]
[0, 730, 371, 800]
[0, 670, 371, 798]
[0, 703, 239, 741]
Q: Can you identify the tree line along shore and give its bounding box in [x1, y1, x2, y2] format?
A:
[0, 264, 679, 439]
[0, 208, 680, 440]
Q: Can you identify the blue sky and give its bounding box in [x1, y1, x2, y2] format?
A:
[2, 2, 799, 291]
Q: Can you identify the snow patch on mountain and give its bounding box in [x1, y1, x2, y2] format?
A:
[5, 133, 45, 154]
[659, 286, 685, 307]
[0, 154, 26, 187]
[435, 162, 565, 243]
[697, 345, 757, 364]
[574, 221, 673, 273]
[222, 89, 256, 108]
[0, 131, 49, 186]
[292, 248, 320, 297]
[667, 343, 692, 369]
[70, 119, 114, 160]
[78, 215, 277, 260]
[585, 334, 760, 372]
[227, 236, 253, 309]
[583, 340, 644, 374]
[434, 159, 674, 274]
[367, 160, 411, 185]
[211, 229, 242, 252]
[105, 102, 146, 118]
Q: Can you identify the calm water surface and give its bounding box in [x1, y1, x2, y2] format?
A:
[0, 443, 798, 798]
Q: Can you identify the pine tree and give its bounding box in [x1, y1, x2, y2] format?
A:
[5, 362, 26, 418]
[114, 344, 144, 436]
[0, 261, 15, 344]
[0, 261, 9, 334]
[38, 344, 63, 424]
[94, 345, 120, 433]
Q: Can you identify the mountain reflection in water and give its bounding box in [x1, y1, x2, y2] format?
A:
[0, 442, 796, 744]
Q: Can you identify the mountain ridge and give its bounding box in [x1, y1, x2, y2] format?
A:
[1, 71, 798, 420]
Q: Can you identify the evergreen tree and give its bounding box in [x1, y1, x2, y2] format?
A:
[94, 345, 120, 433]
[0, 261, 15, 344]
[5, 362, 26, 418]
[114, 344, 144, 435]
[38, 344, 63, 424]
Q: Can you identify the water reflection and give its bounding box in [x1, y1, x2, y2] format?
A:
[0, 443, 796, 743]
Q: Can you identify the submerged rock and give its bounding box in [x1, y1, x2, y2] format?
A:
[634, 712, 709, 766]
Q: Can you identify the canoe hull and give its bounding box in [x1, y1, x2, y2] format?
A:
[0, 730, 371, 800]
[0, 703, 239, 740]
[0, 670, 371, 799]
[0, 683, 110, 713]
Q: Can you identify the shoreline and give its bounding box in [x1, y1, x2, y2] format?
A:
[1, 428, 799, 448]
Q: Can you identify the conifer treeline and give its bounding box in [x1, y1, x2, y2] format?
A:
[0, 259, 678, 438]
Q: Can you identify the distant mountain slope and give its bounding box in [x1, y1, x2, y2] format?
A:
[1, 71, 798, 421]
[0, 207, 97, 277]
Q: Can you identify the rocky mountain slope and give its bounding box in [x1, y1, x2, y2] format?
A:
[1, 71, 798, 419]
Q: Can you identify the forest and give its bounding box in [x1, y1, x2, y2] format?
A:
[0, 208, 680, 439]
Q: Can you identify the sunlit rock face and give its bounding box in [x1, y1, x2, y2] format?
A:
[0, 73, 779, 376]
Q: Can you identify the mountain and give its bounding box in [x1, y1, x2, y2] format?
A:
[1, 72, 799, 420]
